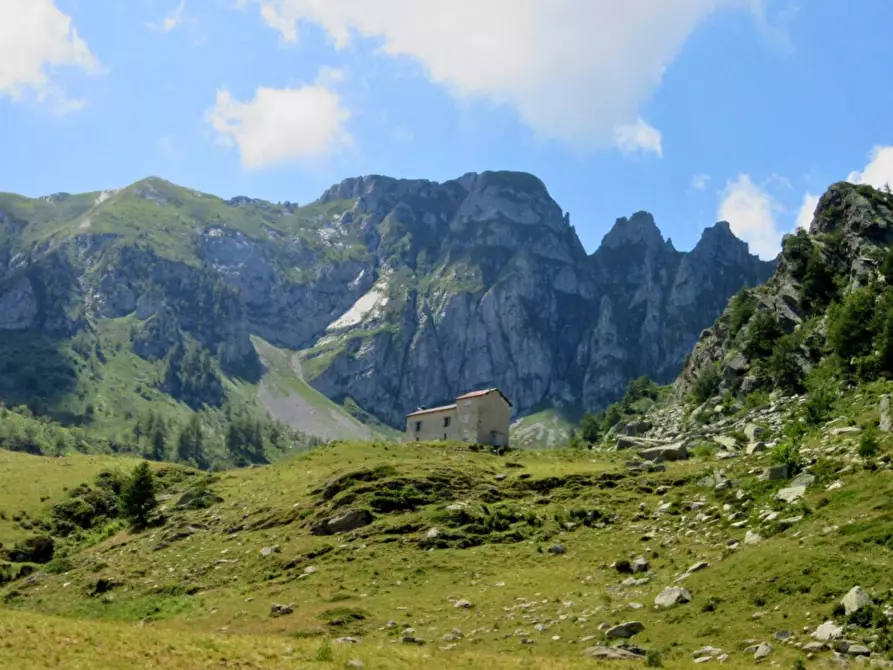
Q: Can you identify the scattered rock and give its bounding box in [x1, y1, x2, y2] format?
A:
[831, 426, 861, 436]
[746, 441, 768, 456]
[776, 486, 807, 503]
[790, 473, 816, 488]
[605, 621, 645, 639]
[654, 587, 691, 608]
[582, 645, 644, 660]
[686, 561, 709, 574]
[713, 435, 738, 450]
[270, 603, 293, 617]
[631, 556, 649, 573]
[842, 586, 873, 616]
[326, 509, 375, 534]
[400, 635, 425, 645]
[744, 424, 765, 442]
[548, 543, 566, 555]
[453, 599, 474, 609]
[881, 395, 892, 433]
[754, 642, 773, 661]
[847, 644, 871, 656]
[744, 530, 763, 545]
[346, 660, 365, 669]
[334, 637, 360, 644]
[761, 464, 789, 481]
[259, 546, 280, 557]
[802, 641, 827, 652]
[812, 621, 843, 642]
[641, 442, 688, 463]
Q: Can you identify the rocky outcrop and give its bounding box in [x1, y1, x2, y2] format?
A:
[675, 182, 893, 401]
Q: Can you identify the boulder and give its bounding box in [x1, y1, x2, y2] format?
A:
[842, 586, 873, 616]
[582, 646, 644, 660]
[881, 395, 892, 433]
[312, 509, 374, 535]
[744, 423, 765, 442]
[776, 486, 807, 504]
[605, 621, 645, 639]
[631, 556, 649, 573]
[270, 603, 293, 617]
[640, 442, 688, 463]
[746, 441, 768, 456]
[654, 587, 691, 608]
[453, 599, 474, 609]
[713, 435, 738, 450]
[812, 621, 843, 642]
[790, 473, 816, 488]
[744, 530, 763, 545]
[754, 642, 773, 661]
[760, 464, 789, 481]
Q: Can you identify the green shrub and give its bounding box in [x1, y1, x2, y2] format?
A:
[744, 310, 783, 359]
[644, 650, 663, 668]
[728, 290, 758, 337]
[771, 441, 803, 475]
[691, 365, 721, 405]
[859, 425, 880, 459]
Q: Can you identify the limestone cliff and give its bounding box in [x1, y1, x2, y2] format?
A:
[0, 172, 774, 432]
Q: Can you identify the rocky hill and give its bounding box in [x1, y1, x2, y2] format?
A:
[0, 172, 772, 441]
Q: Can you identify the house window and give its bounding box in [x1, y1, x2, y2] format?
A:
[443, 416, 451, 428]
[414, 421, 422, 432]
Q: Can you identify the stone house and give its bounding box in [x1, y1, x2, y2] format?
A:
[405, 388, 512, 447]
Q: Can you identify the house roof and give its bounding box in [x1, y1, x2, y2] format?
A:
[406, 403, 457, 418]
[455, 388, 513, 407]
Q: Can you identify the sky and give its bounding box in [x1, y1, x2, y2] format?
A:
[1, 1, 893, 260]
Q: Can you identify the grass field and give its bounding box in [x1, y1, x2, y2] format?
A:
[2, 387, 893, 667]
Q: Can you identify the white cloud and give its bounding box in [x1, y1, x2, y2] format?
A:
[847, 146, 893, 190]
[0, 0, 100, 110]
[613, 118, 663, 157]
[691, 173, 711, 190]
[249, 0, 755, 148]
[717, 174, 784, 259]
[795, 192, 819, 231]
[163, 1, 187, 32]
[206, 77, 352, 169]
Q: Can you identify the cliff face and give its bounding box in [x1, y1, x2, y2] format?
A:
[0, 172, 774, 431]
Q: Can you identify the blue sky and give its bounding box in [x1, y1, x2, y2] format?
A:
[1, 0, 893, 259]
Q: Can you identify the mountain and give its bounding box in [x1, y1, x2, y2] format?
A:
[675, 181, 893, 404]
[0, 172, 773, 444]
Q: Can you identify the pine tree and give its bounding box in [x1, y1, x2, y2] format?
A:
[176, 414, 206, 468]
[148, 417, 168, 461]
[122, 461, 157, 529]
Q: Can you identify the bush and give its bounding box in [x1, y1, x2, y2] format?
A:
[691, 365, 721, 405]
[771, 441, 803, 475]
[644, 650, 663, 668]
[765, 334, 804, 393]
[744, 310, 783, 359]
[859, 425, 880, 459]
[728, 289, 759, 336]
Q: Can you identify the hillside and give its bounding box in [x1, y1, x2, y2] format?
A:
[0, 173, 772, 457]
[3, 385, 893, 669]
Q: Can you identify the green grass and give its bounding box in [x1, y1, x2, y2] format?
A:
[0, 450, 143, 545]
[4, 417, 889, 668]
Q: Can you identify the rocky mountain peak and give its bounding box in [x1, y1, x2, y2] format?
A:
[691, 220, 754, 260]
[599, 211, 667, 251]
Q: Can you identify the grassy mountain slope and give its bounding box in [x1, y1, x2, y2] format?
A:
[5, 374, 893, 668]
[510, 409, 576, 449]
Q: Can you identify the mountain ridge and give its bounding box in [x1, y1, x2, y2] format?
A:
[0, 170, 774, 443]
